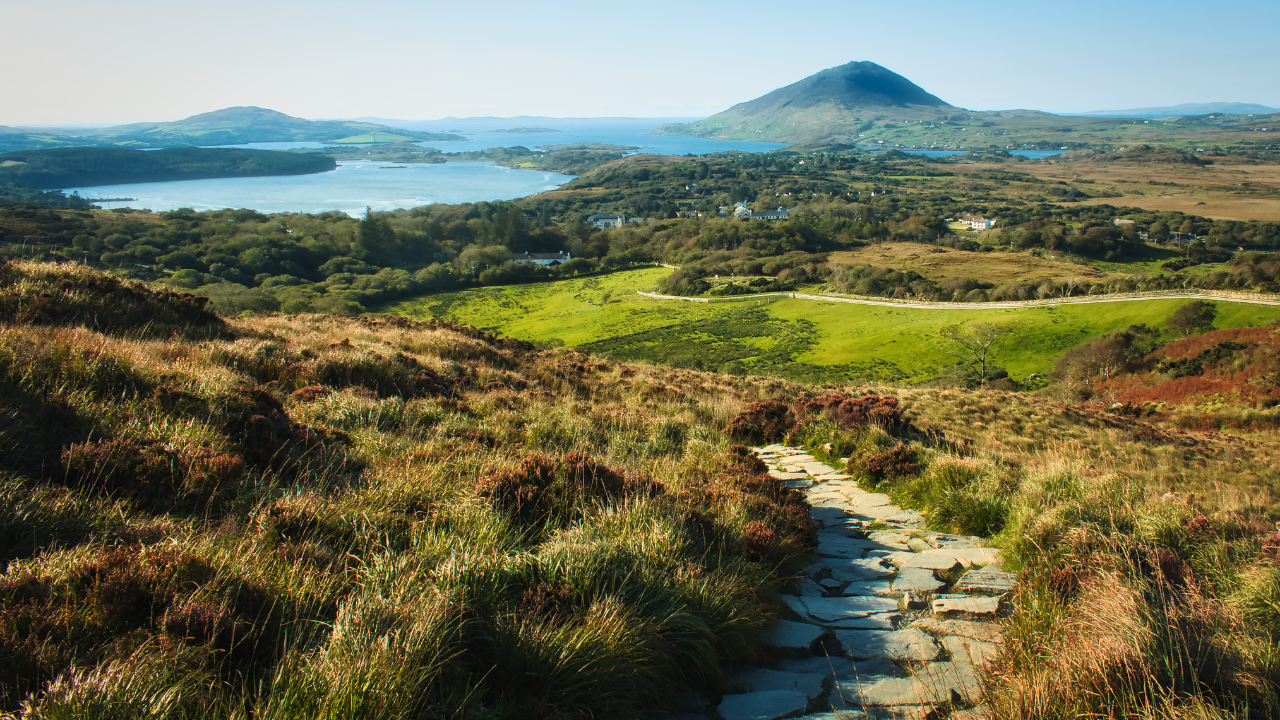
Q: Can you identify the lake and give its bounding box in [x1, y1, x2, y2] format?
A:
[65, 161, 574, 216]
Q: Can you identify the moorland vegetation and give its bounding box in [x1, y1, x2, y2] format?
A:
[1, 260, 1277, 718]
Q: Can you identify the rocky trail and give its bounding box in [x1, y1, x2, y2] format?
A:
[654, 445, 1013, 720]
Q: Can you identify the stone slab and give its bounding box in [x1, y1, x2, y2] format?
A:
[780, 656, 904, 681]
[884, 552, 963, 573]
[827, 614, 898, 629]
[841, 662, 980, 706]
[842, 580, 895, 597]
[725, 667, 825, 699]
[717, 689, 810, 720]
[833, 628, 940, 662]
[819, 578, 845, 589]
[932, 594, 1004, 617]
[867, 532, 911, 545]
[939, 547, 1001, 568]
[768, 470, 809, 480]
[792, 578, 826, 597]
[846, 493, 893, 507]
[763, 619, 826, 649]
[815, 473, 852, 481]
[782, 479, 814, 490]
[910, 617, 1003, 644]
[801, 595, 900, 622]
[891, 567, 945, 594]
[955, 566, 1017, 595]
[827, 558, 896, 581]
[817, 541, 870, 558]
[811, 507, 854, 524]
[943, 635, 999, 667]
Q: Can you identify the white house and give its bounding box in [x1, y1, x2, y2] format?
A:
[587, 214, 626, 229]
[963, 215, 996, 230]
[513, 252, 571, 266]
[735, 204, 792, 221]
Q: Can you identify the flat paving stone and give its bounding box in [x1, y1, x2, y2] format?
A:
[811, 507, 854, 524]
[891, 567, 945, 594]
[833, 628, 940, 662]
[932, 594, 1004, 617]
[827, 614, 898, 629]
[884, 552, 963, 573]
[941, 547, 1001, 568]
[827, 558, 896, 581]
[819, 578, 845, 589]
[780, 656, 904, 681]
[768, 470, 809, 480]
[792, 578, 826, 597]
[782, 479, 814, 490]
[717, 689, 809, 720]
[842, 580, 895, 597]
[867, 532, 911, 545]
[943, 635, 999, 666]
[725, 667, 825, 699]
[955, 566, 1017, 594]
[800, 595, 900, 622]
[841, 661, 980, 706]
[817, 541, 870, 558]
[815, 473, 851, 481]
[926, 534, 986, 550]
[910, 617, 1003, 644]
[846, 493, 893, 507]
[763, 619, 826, 649]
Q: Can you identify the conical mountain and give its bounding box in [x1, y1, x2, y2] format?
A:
[655, 61, 958, 143]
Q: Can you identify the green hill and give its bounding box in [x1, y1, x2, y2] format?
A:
[0, 107, 465, 152]
[0, 147, 337, 189]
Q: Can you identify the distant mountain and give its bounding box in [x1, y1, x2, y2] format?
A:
[0, 107, 466, 152]
[91, 107, 466, 147]
[0, 147, 336, 190]
[654, 62, 962, 143]
[1074, 102, 1280, 118]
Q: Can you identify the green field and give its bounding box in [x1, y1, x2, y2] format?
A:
[380, 268, 1280, 382]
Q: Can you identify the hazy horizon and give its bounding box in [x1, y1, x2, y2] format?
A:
[5, 0, 1278, 126]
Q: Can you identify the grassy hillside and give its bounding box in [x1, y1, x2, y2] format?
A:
[0, 147, 336, 190]
[381, 268, 1280, 383]
[2, 260, 1278, 718]
[0, 260, 809, 716]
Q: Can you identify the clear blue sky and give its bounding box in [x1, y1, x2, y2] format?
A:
[5, 0, 1277, 125]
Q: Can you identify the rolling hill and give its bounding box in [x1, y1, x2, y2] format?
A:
[0, 107, 466, 152]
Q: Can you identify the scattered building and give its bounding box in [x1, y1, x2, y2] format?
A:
[734, 204, 792, 221]
[513, 251, 571, 266]
[587, 214, 627, 229]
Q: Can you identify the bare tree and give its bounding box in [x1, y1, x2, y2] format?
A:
[941, 323, 1015, 385]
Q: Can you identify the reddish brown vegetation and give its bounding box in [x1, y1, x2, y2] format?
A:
[0, 260, 224, 339]
[726, 394, 904, 444]
[1096, 326, 1280, 408]
[863, 444, 920, 480]
[0, 546, 219, 704]
[519, 583, 580, 624]
[476, 453, 643, 525]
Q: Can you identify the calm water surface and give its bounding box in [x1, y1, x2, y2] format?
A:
[66, 161, 573, 216]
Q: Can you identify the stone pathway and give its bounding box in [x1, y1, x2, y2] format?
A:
[680, 445, 1015, 720]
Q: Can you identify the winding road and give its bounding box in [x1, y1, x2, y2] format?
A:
[636, 288, 1280, 310]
